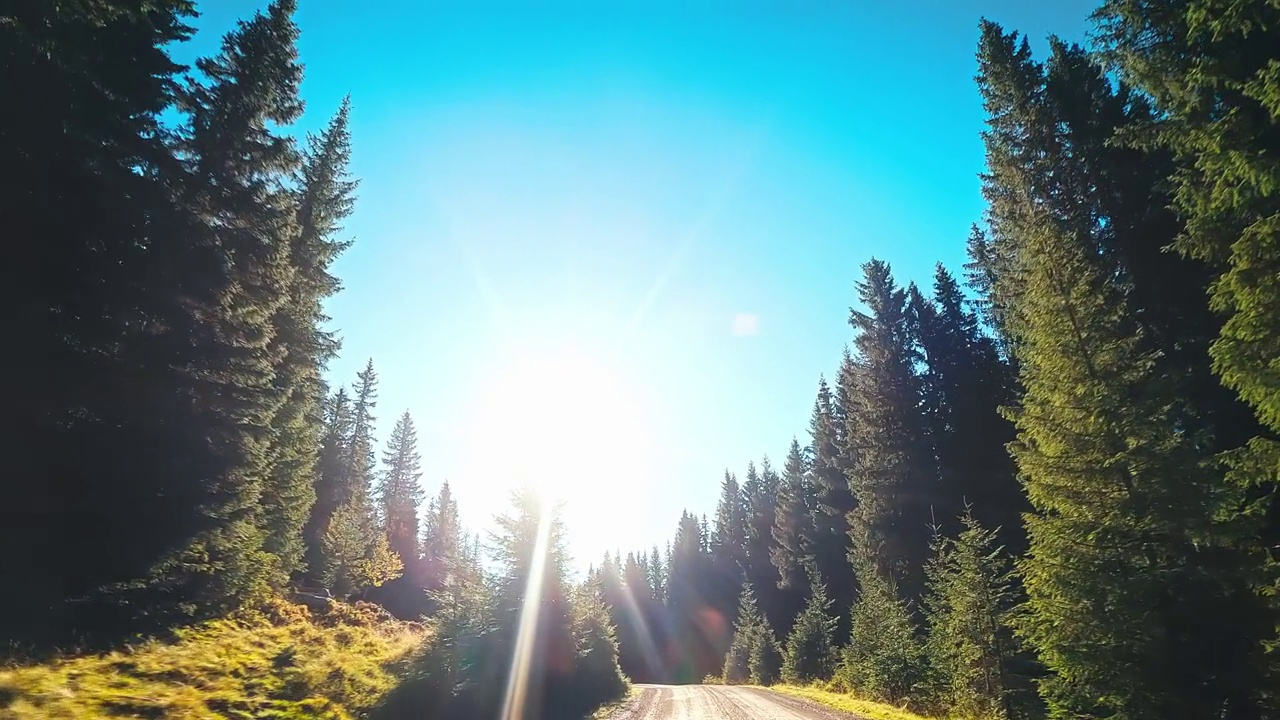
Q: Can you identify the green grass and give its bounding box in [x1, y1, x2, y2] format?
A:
[0, 598, 428, 719]
[766, 684, 941, 720]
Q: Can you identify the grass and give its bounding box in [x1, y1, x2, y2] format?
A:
[0, 597, 428, 719]
[766, 683, 941, 720]
[588, 684, 637, 719]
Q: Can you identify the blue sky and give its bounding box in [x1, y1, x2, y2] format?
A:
[184, 0, 1096, 564]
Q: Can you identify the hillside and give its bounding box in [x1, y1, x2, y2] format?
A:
[0, 599, 426, 720]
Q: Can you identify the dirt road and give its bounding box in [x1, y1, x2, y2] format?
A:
[606, 685, 862, 720]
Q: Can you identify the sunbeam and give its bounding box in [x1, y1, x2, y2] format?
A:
[499, 500, 554, 720]
[614, 581, 666, 682]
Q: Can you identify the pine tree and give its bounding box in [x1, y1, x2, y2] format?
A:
[807, 377, 857, 635]
[922, 511, 1014, 720]
[782, 564, 838, 685]
[978, 21, 1274, 718]
[845, 259, 934, 604]
[157, 0, 307, 608]
[667, 510, 719, 682]
[1098, 0, 1280, 650]
[303, 389, 353, 583]
[380, 411, 424, 571]
[772, 438, 818, 594]
[1098, 0, 1280, 445]
[910, 266, 1022, 550]
[423, 480, 464, 595]
[711, 471, 748, 630]
[839, 564, 923, 704]
[744, 457, 783, 630]
[260, 99, 357, 581]
[489, 490, 576, 718]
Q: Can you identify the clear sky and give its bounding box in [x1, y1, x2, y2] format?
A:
[183, 0, 1096, 565]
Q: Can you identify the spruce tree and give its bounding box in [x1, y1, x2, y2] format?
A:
[845, 259, 934, 604]
[158, 0, 307, 608]
[782, 565, 838, 685]
[0, 0, 200, 643]
[1098, 0, 1280, 445]
[261, 99, 357, 580]
[772, 438, 818, 594]
[1098, 0, 1280, 646]
[711, 470, 749, 629]
[667, 510, 719, 681]
[743, 458, 783, 629]
[303, 389, 353, 583]
[910, 266, 1022, 550]
[807, 377, 857, 635]
[489, 490, 576, 718]
[723, 584, 779, 685]
[922, 511, 1014, 720]
[423, 480, 464, 595]
[380, 411, 424, 571]
[978, 21, 1275, 718]
[840, 564, 923, 704]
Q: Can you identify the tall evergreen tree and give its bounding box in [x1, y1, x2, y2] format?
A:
[347, 359, 380, 518]
[978, 21, 1274, 717]
[845, 259, 934, 604]
[157, 0, 307, 606]
[807, 377, 857, 635]
[667, 510, 720, 682]
[772, 438, 818, 595]
[910, 266, 1022, 550]
[722, 584, 781, 686]
[1, 0, 199, 643]
[260, 98, 357, 580]
[423, 480, 464, 595]
[303, 388, 352, 583]
[370, 410, 424, 616]
[710, 471, 748, 633]
[380, 411, 424, 570]
[1098, 0, 1280, 635]
[744, 457, 784, 630]
[489, 490, 576, 718]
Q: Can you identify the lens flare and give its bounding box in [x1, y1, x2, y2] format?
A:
[499, 500, 554, 720]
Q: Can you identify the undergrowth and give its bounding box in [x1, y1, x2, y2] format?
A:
[0, 597, 427, 719]
[767, 683, 943, 720]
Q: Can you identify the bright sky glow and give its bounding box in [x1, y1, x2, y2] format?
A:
[182, 0, 1096, 565]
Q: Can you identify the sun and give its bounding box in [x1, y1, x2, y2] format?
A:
[458, 341, 654, 534]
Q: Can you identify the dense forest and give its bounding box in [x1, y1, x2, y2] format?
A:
[4, 1, 1280, 719]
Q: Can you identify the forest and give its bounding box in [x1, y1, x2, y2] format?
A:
[3, 0, 1280, 719]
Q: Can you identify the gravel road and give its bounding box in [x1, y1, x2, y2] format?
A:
[603, 685, 863, 720]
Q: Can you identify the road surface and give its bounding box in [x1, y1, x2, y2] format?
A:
[606, 685, 862, 720]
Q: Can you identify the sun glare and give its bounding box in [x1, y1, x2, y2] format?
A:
[459, 342, 654, 539]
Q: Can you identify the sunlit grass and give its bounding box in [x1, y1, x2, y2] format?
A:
[0, 598, 427, 719]
[766, 683, 941, 720]
[589, 685, 638, 720]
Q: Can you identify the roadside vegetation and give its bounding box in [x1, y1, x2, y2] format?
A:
[0, 598, 424, 719]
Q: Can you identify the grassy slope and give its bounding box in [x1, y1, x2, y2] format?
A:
[766, 684, 941, 720]
[0, 599, 427, 720]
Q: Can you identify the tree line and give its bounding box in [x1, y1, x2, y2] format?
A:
[593, 5, 1280, 719]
